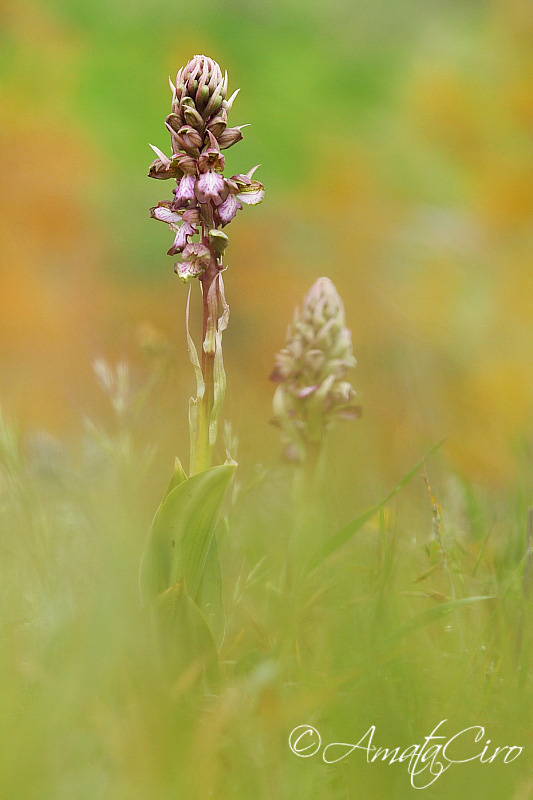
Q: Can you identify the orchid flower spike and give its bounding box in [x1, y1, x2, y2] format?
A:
[271, 278, 362, 462]
[148, 54, 265, 279]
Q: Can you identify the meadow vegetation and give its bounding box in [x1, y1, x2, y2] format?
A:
[0, 0, 532, 797]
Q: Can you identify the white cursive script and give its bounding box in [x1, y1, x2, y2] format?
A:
[288, 720, 523, 789]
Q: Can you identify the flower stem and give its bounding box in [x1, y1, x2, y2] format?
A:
[284, 438, 325, 593]
[191, 242, 220, 475]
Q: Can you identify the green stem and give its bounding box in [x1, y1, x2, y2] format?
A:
[191, 242, 220, 475]
[285, 436, 325, 590]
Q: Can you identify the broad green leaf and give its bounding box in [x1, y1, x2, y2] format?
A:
[140, 463, 236, 606]
[151, 579, 220, 689]
[196, 533, 225, 650]
[387, 596, 494, 645]
[305, 440, 445, 574]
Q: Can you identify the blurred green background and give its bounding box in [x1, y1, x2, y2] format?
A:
[0, 1, 532, 798]
[1, 0, 532, 483]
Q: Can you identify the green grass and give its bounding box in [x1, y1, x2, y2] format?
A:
[1, 0, 532, 795]
[0, 369, 531, 800]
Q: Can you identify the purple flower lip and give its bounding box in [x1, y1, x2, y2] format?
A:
[150, 202, 199, 254]
[167, 219, 198, 255]
[218, 194, 242, 225]
[174, 174, 196, 204]
[150, 203, 182, 224]
[196, 171, 226, 205]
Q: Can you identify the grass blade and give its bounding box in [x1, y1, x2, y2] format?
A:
[387, 596, 494, 645]
[305, 440, 446, 574]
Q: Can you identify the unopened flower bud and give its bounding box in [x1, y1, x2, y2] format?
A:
[176, 125, 203, 153]
[208, 229, 229, 254]
[207, 113, 227, 138]
[147, 144, 184, 180]
[183, 105, 204, 131]
[174, 55, 227, 124]
[196, 84, 210, 109]
[217, 126, 245, 150]
[148, 157, 183, 180]
[166, 113, 183, 133]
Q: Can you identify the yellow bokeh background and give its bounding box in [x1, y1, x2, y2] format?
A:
[1, 0, 532, 485]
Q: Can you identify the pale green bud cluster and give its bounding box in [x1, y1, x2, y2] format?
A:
[271, 278, 361, 460]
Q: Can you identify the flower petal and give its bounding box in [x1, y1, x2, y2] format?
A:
[149, 143, 171, 167]
[218, 194, 242, 224]
[245, 164, 261, 180]
[237, 180, 265, 205]
[174, 174, 196, 204]
[150, 205, 182, 224]
[167, 220, 197, 254]
[196, 170, 226, 204]
[297, 385, 319, 399]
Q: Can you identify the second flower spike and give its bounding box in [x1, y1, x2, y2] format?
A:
[271, 277, 362, 462]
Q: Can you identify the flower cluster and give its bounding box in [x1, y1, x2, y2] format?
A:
[148, 55, 264, 281]
[271, 278, 361, 460]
